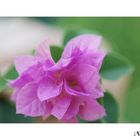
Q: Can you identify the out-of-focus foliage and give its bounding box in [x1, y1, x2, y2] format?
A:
[5, 66, 18, 80]
[50, 46, 63, 62]
[100, 92, 119, 123]
[101, 52, 134, 80]
[0, 66, 18, 92]
[0, 77, 7, 92]
[0, 95, 33, 123]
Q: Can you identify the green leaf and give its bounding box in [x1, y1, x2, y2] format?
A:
[31, 49, 35, 55]
[100, 52, 134, 80]
[63, 30, 80, 46]
[0, 77, 7, 92]
[99, 92, 119, 123]
[5, 66, 18, 80]
[50, 46, 63, 62]
[63, 29, 99, 46]
[0, 96, 34, 123]
[0, 66, 18, 92]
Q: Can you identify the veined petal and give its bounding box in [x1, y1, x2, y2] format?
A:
[62, 97, 81, 121]
[10, 74, 33, 88]
[16, 82, 51, 117]
[14, 55, 38, 75]
[51, 95, 72, 120]
[64, 80, 91, 97]
[92, 83, 104, 99]
[69, 64, 100, 94]
[62, 34, 102, 58]
[78, 99, 106, 121]
[47, 57, 72, 72]
[76, 51, 106, 69]
[36, 40, 54, 63]
[37, 76, 63, 101]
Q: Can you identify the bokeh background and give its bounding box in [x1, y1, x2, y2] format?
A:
[0, 17, 140, 123]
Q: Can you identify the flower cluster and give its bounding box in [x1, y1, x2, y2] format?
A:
[10, 34, 106, 122]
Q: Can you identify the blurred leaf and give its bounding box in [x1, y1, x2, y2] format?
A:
[100, 52, 134, 80]
[50, 46, 63, 62]
[63, 29, 99, 46]
[0, 66, 18, 92]
[5, 66, 18, 80]
[0, 77, 7, 92]
[31, 49, 35, 55]
[99, 92, 119, 123]
[63, 30, 80, 46]
[0, 97, 33, 123]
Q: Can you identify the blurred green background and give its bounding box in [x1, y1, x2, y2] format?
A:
[0, 17, 140, 122]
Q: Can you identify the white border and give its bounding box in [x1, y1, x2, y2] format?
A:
[0, 124, 140, 140]
[0, 0, 140, 16]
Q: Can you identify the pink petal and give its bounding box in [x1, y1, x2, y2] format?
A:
[37, 76, 63, 101]
[11, 89, 19, 102]
[16, 82, 51, 117]
[64, 80, 91, 97]
[93, 83, 104, 99]
[36, 40, 54, 63]
[47, 57, 72, 72]
[14, 55, 38, 75]
[62, 97, 81, 121]
[42, 59, 54, 70]
[69, 64, 100, 96]
[10, 74, 33, 88]
[78, 99, 106, 121]
[62, 34, 102, 58]
[51, 95, 72, 120]
[76, 51, 106, 69]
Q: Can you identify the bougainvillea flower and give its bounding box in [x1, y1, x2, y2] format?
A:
[10, 34, 106, 122]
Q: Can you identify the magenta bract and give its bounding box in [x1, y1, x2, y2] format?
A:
[10, 34, 106, 122]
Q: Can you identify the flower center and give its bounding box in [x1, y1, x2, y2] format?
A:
[67, 79, 78, 88]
